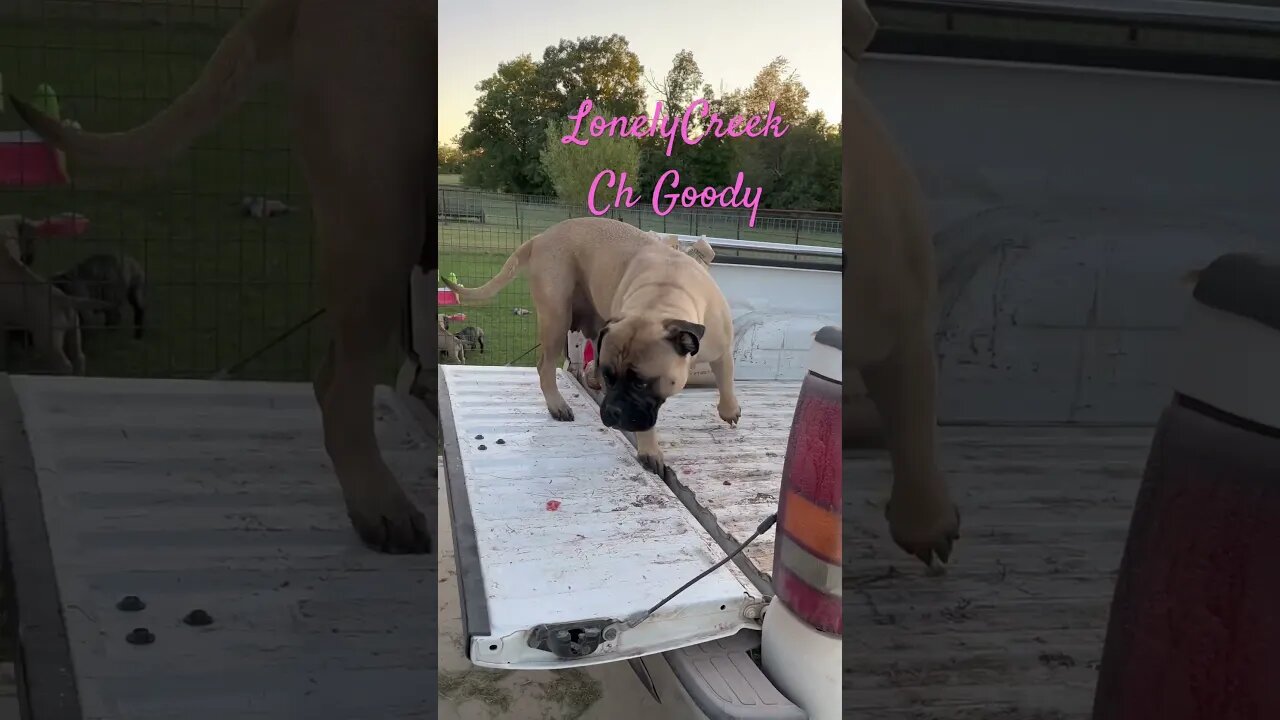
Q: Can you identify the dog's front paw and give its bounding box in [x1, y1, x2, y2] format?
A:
[718, 399, 741, 427]
[547, 400, 575, 422]
[343, 484, 432, 555]
[637, 451, 666, 477]
[885, 491, 961, 568]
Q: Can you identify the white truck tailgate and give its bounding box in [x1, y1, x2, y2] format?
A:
[439, 365, 761, 670]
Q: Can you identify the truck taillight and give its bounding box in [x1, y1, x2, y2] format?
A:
[772, 326, 842, 635]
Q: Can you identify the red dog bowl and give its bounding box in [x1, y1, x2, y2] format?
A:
[0, 131, 68, 186]
[35, 213, 88, 237]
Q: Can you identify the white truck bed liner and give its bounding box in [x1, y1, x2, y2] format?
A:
[648, 381, 802, 592]
[439, 365, 762, 669]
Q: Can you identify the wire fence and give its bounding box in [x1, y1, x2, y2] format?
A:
[0, 1, 326, 382]
[438, 185, 843, 367]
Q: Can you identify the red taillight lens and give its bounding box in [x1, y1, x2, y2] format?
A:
[772, 327, 842, 635]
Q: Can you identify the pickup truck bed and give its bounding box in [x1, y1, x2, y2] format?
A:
[0, 375, 434, 720]
[844, 424, 1151, 718]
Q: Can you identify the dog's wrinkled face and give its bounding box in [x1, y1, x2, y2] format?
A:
[595, 315, 704, 432]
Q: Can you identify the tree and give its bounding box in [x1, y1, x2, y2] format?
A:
[460, 35, 645, 195]
[538, 35, 646, 121]
[730, 57, 841, 211]
[459, 55, 545, 192]
[647, 49, 703, 120]
[635, 53, 739, 198]
[741, 56, 810, 123]
[541, 112, 642, 212]
[438, 142, 464, 174]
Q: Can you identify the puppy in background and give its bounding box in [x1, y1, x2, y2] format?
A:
[51, 253, 147, 339]
[439, 327, 466, 364]
[0, 248, 109, 374]
[454, 325, 485, 354]
[0, 215, 39, 266]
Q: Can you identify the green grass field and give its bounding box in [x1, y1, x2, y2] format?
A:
[0, 18, 326, 380]
[439, 247, 540, 366]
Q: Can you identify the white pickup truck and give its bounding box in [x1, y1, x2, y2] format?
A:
[437, 236, 842, 719]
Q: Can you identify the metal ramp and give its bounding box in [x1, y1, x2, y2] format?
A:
[439, 365, 761, 670]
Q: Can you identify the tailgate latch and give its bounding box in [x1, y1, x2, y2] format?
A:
[527, 618, 623, 660]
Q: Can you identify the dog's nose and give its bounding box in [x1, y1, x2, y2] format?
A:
[601, 405, 621, 428]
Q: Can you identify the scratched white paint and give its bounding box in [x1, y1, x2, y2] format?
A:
[658, 382, 802, 589]
[441, 365, 760, 669]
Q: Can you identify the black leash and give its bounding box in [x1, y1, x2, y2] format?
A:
[210, 307, 326, 380]
[625, 513, 778, 628]
[504, 343, 540, 367]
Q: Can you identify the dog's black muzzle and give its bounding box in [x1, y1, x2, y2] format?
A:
[600, 387, 662, 432]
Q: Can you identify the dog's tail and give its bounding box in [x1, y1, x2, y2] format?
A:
[441, 238, 533, 303]
[8, 0, 299, 170]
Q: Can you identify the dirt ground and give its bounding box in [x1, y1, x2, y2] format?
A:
[436, 481, 687, 720]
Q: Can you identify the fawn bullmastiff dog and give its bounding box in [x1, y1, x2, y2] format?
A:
[441, 217, 741, 476]
[10, 0, 431, 554]
[846, 0, 961, 566]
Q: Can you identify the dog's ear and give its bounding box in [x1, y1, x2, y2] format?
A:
[596, 317, 620, 355]
[663, 319, 705, 357]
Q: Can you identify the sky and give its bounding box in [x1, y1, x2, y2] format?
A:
[437, 0, 841, 144]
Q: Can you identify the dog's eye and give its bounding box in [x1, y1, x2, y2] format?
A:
[601, 368, 616, 384]
[631, 376, 648, 390]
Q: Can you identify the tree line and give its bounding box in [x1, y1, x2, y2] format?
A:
[437, 35, 841, 213]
